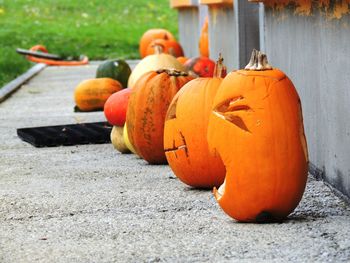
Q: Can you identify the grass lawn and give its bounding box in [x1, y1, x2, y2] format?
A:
[0, 0, 178, 88]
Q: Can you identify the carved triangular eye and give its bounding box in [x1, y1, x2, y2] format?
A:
[166, 97, 178, 120]
[213, 96, 252, 133]
[214, 96, 253, 114]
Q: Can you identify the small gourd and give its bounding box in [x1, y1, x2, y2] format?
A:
[74, 78, 122, 111]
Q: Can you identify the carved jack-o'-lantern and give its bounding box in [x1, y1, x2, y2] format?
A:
[208, 50, 309, 222]
[164, 56, 227, 188]
[126, 69, 193, 164]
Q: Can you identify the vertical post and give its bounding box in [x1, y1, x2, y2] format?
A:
[201, 0, 236, 69]
[199, 4, 209, 26]
[200, 0, 260, 70]
[259, 3, 265, 52]
[170, 0, 201, 58]
[234, 0, 260, 68]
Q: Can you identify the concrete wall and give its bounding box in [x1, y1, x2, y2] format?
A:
[262, 6, 350, 199]
[207, 5, 237, 69]
[174, 1, 260, 70]
[207, 1, 260, 70]
[177, 7, 201, 57]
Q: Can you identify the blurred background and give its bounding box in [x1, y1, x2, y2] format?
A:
[0, 0, 177, 87]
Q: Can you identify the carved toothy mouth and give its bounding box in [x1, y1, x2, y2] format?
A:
[213, 179, 226, 201]
[164, 132, 189, 158]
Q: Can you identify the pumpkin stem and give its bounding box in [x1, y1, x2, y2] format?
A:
[168, 47, 176, 57]
[213, 53, 227, 78]
[153, 44, 164, 55]
[245, 49, 258, 70]
[156, 69, 188, 77]
[245, 49, 272, 71]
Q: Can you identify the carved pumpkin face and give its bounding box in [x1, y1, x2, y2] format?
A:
[207, 50, 308, 222]
[164, 78, 226, 188]
[126, 69, 193, 164]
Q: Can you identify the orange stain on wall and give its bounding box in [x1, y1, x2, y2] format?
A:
[261, 0, 350, 18]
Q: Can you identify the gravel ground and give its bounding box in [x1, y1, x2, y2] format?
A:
[0, 64, 349, 263]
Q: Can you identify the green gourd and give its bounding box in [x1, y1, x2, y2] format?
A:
[96, 59, 131, 88]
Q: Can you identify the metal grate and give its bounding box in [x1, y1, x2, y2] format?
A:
[17, 122, 112, 147]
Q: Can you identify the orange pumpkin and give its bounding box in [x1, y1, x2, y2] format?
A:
[146, 39, 184, 58]
[199, 16, 209, 57]
[139, 29, 176, 58]
[164, 55, 227, 188]
[208, 50, 308, 222]
[74, 78, 123, 111]
[177, 56, 189, 65]
[126, 69, 194, 164]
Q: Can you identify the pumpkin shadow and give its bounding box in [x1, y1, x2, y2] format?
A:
[284, 212, 327, 223]
[145, 163, 169, 167]
[224, 211, 328, 225]
[184, 186, 213, 192]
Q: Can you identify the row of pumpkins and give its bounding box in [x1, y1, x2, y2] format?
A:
[74, 28, 308, 223]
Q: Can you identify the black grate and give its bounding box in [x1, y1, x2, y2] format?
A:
[17, 122, 112, 147]
[74, 105, 103, 112]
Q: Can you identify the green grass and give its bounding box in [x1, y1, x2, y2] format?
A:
[0, 0, 178, 87]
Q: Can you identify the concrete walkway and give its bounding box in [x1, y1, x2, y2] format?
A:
[0, 64, 349, 263]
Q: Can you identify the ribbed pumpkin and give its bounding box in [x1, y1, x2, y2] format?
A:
[145, 38, 184, 58]
[128, 45, 186, 89]
[126, 69, 194, 164]
[164, 56, 227, 188]
[208, 50, 309, 222]
[139, 29, 176, 58]
[111, 126, 130, 154]
[74, 78, 122, 111]
[199, 16, 209, 57]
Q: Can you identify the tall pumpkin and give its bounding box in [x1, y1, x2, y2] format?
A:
[208, 50, 308, 222]
[128, 45, 186, 89]
[163, 56, 227, 188]
[126, 69, 193, 164]
[199, 16, 209, 57]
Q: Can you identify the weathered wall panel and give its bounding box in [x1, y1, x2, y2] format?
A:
[263, 6, 350, 199]
[234, 0, 260, 68]
[208, 5, 237, 69]
[207, 1, 260, 70]
[177, 7, 201, 57]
